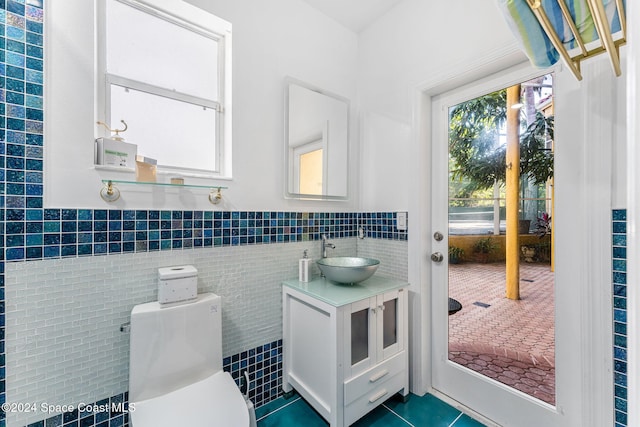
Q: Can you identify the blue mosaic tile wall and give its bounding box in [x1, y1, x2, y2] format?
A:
[3, 210, 405, 261]
[223, 339, 282, 408]
[1, 1, 46, 426]
[612, 209, 627, 427]
[0, 3, 410, 426]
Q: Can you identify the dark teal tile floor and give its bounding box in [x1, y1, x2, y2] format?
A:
[256, 393, 486, 426]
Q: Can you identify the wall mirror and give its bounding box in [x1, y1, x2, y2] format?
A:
[285, 78, 349, 200]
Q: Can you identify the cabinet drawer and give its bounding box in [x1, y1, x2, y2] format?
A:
[344, 351, 405, 405]
[344, 371, 405, 426]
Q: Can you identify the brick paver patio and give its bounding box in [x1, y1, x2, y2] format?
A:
[448, 262, 556, 405]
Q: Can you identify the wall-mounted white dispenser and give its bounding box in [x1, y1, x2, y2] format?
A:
[158, 265, 198, 304]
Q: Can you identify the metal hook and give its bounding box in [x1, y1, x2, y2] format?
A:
[97, 120, 128, 141]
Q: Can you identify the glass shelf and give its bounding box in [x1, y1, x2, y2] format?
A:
[101, 179, 227, 190]
[99, 180, 227, 204]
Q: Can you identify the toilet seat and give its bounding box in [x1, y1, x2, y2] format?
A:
[130, 371, 250, 426]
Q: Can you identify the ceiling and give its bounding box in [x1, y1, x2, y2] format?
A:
[299, 0, 404, 33]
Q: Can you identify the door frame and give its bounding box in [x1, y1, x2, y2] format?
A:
[408, 54, 614, 426]
[627, 7, 640, 426]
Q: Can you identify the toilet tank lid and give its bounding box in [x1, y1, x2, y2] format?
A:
[158, 265, 198, 280]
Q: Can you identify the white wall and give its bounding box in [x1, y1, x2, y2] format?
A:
[612, 56, 628, 208]
[356, 0, 524, 212]
[45, 0, 360, 211]
[186, 0, 360, 211]
[359, 111, 410, 209]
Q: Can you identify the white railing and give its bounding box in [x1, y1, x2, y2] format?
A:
[448, 196, 551, 235]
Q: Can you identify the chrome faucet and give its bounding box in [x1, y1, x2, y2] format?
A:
[321, 234, 335, 258]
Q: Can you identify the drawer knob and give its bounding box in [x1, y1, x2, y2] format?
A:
[369, 369, 389, 383]
[368, 389, 389, 403]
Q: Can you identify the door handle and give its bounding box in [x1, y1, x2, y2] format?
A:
[431, 252, 444, 263]
[369, 369, 389, 383]
[368, 389, 389, 403]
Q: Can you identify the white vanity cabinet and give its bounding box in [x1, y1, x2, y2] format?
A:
[282, 276, 409, 427]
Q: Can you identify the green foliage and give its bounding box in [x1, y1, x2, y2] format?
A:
[519, 114, 554, 184]
[448, 89, 554, 194]
[472, 237, 498, 254]
[448, 245, 465, 259]
[449, 90, 507, 192]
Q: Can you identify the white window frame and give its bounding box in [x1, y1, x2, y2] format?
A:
[95, 0, 233, 178]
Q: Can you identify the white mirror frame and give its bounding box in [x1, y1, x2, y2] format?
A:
[284, 77, 350, 201]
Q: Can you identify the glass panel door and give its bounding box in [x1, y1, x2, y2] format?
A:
[351, 308, 369, 365]
[446, 74, 556, 404]
[429, 65, 581, 426]
[382, 298, 397, 349]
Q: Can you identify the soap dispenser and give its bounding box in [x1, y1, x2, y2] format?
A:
[299, 250, 310, 282]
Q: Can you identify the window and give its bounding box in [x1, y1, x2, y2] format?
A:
[97, 0, 232, 176]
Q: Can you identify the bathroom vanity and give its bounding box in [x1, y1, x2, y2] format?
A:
[282, 276, 409, 427]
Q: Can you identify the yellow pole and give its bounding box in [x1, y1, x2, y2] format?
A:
[506, 85, 521, 300]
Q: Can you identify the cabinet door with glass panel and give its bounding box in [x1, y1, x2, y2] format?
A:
[344, 289, 406, 379]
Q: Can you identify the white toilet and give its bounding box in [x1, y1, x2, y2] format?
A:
[128, 293, 256, 426]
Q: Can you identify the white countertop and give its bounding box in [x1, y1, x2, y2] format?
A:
[282, 275, 409, 307]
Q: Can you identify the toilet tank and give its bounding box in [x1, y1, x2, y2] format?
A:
[129, 293, 223, 403]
